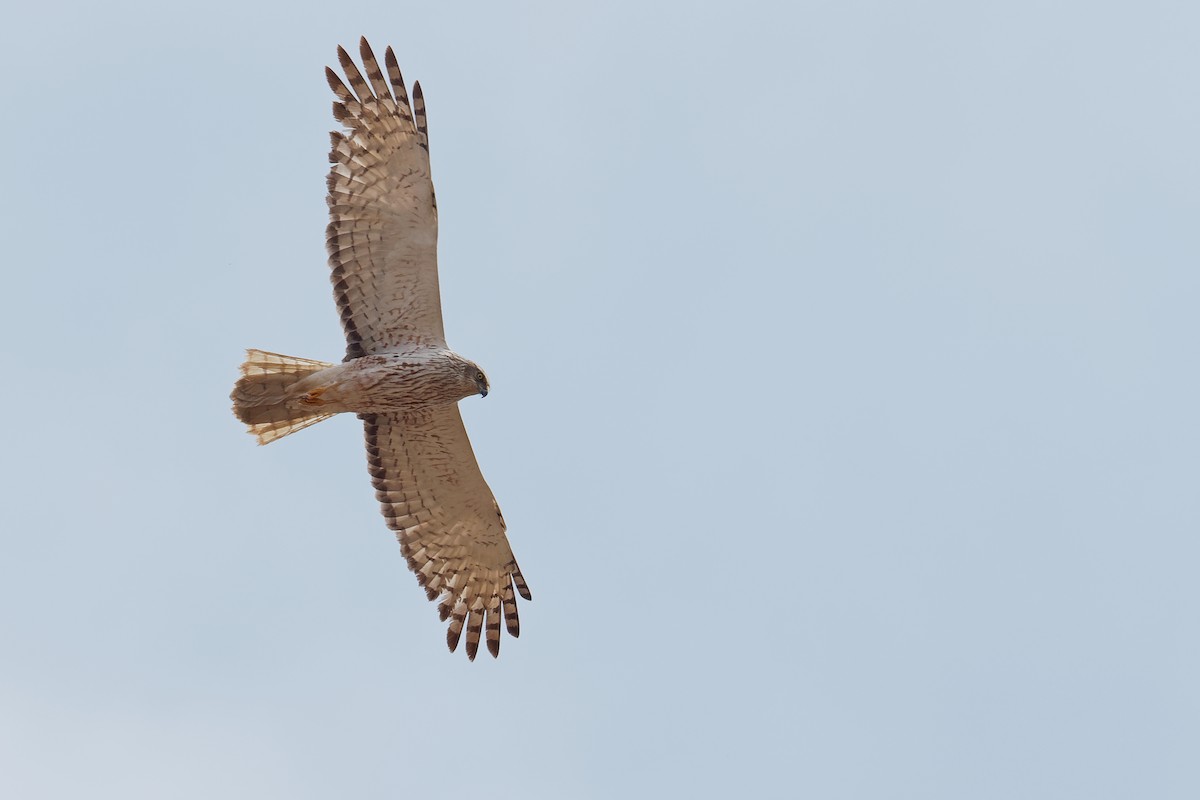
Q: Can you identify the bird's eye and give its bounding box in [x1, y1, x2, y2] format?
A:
[476, 372, 485, 381]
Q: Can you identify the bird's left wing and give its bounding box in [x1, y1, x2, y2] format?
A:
[326, 39, 444, 359]
[363, 408, 531, 659]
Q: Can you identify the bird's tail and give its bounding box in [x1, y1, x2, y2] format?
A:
[231, 349, 337, 445]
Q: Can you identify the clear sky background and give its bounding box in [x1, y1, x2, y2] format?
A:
[1, 1, 1197, 797]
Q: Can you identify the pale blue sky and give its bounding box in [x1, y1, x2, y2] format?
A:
[2, 1, 1198, 797]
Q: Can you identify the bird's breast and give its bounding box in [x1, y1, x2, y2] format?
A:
[334, 353, 465, 412]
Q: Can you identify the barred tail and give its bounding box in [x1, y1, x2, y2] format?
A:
[231, 349, 337, 445]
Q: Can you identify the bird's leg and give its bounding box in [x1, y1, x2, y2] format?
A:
[298, 386, 329, 406]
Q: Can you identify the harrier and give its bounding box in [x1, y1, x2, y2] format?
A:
[231, 38, 529, 660]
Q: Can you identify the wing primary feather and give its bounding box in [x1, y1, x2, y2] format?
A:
[446, 605, 466, 652]
[464, 610, 483, 661]
[413, 81, 429, 152]
[336, 45, 372, 102]
[383, 46, 415, 127]
[325, 66, 353, 102]
[501, 580, 520, 637]
[485, 608, 501, 658]
[512, 564, 532, 601]
[358, 38, 393, 102]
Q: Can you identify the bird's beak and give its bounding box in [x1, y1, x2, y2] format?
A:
[480, 388, 488, 398]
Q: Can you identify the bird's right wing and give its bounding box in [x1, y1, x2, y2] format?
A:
[326, 38, 444, 359]
[362, 408, 531, 659]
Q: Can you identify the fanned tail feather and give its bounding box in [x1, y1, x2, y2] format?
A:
[231, 349, 336, 445]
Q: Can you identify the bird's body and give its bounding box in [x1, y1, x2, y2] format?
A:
[231, 39, 529, 660]
[236, 348, 487, 420]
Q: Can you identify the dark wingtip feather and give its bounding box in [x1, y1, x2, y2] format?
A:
[412, 81, 429, 151]
[336, 44, 372, 102]
[465, 612, 483, 661]
[486, 610, 501, 658]
[325, 66, 350, 100]
[358, 38, 392, 102]
[502, 581, 521, 637]
[513, 569, 532, 601]
[381, 45, 413, 126]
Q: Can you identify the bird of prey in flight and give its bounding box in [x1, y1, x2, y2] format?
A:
[231, 38, 529, 660]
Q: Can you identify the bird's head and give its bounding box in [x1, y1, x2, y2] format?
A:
[464, 362, 489, 398]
